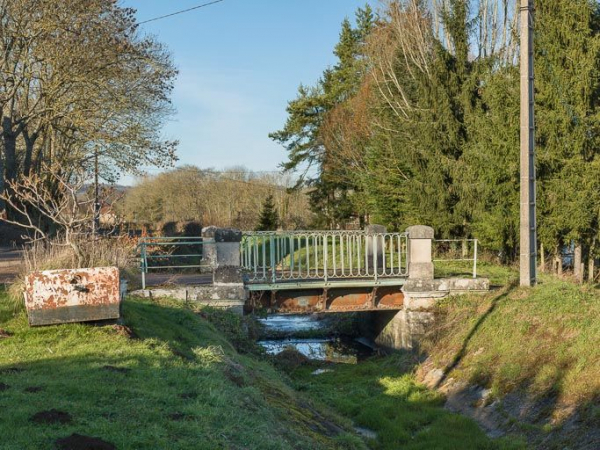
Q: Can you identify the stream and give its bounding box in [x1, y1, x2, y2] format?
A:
[257, 314, 375, 364]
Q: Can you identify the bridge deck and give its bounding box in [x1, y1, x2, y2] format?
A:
[245, 276, 408, 291]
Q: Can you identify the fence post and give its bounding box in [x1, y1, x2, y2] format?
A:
[473, 239, 478, 279]
[405, 225, 434, 280]
[366, 225, 386, 278]
[140, 242, 147, 290]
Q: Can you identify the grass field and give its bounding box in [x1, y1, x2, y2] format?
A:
[0, 290, 364, 450]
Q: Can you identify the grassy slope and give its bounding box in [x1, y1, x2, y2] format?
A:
[421, 271, 600, 445]
[0, 291, 363, 450]
[289, 356, 525, 450]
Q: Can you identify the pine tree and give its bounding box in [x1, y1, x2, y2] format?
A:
[270, 6, 374, 228]
[256, 195, 279, 231]
[534, 0, 600, 273]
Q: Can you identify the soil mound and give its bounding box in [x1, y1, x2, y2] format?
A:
[30, 409, 72, 425]
[55, 433, 116, 450]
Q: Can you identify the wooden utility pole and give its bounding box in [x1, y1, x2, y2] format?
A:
[520, 0, 537, 286]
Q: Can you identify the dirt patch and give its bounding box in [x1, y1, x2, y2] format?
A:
[55, 433, 116, 450]
[102, 365, 130, 374]
[112, 324, 137, 339]
[25, 386, 43, 393]
[0, 329, 13, 338]
[0, 383, 9, 391]
[224, 366, 246, 387]
[224, 359, 247, 387]
[272, 348, 309, 372]
[30, 409, 72, 425]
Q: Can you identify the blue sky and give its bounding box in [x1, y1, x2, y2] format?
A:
[120, 0, 374, 182]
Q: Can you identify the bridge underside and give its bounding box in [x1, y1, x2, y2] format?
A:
[246, 284, 404, 314]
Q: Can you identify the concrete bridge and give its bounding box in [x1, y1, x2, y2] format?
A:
[135, 225, 488, 350]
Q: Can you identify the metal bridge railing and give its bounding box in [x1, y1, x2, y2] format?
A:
[241, 230, 409, 284]
[137, 236, 215, 289]
[432, 239, 478, 279]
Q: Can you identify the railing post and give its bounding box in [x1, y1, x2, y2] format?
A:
[140, 242, 147, 290]
[365, 225, 386, 280]
[323, 234, 328, 283]
[473, 239, 478, 279]
[405, 226, 434, 280]
[270, 234, 276, 283]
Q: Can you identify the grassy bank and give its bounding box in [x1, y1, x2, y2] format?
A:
[0, 289, 363, 450]
[287, 356, 525, 450]
[420, 274, 600, 447]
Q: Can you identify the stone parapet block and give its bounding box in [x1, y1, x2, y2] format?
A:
[202, 226, 242, 243]
[213, 266, 244, 284]
[402, 277, 490, 310]
[405, 225, 434, 239]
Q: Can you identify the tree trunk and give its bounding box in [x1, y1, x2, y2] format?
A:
[589, 238, 596, 283]
[554, 246, 563, 276]
[574, 242, 583, 283]
[22, 130, 38, 177]
[539, 242, 545, 272]
[0, 149, 5, 216]
[2, 117, 17, 182]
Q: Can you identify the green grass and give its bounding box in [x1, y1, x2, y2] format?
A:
[422, 273, 600, 428]
[288, 356, 526, 450]
[0, 289, 363, 450]
[434, 260, 517, 286]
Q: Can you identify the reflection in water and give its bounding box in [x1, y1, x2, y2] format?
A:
[259, 338, 371, 364]
[258, 314, 374, 364]
[258, 314, 327, 332]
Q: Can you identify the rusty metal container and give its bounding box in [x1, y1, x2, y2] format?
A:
[24, 267, 121, 326]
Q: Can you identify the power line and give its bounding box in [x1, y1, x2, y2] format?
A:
[138, 0, 225, 25]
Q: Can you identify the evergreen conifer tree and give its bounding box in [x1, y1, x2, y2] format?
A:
[256, 194, 279, 231]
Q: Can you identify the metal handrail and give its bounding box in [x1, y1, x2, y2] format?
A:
[241, 231, 409, 284]
[137, 236, 215, 289]
[432, 238, 478, 278]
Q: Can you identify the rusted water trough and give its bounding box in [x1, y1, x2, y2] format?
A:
[24, 267, 122, 326]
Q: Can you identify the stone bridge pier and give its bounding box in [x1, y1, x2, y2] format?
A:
[368, 225, 487, 351]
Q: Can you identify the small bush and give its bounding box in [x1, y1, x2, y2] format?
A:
[160, 221, 177, 236]
[181, 221, 202, 236]
[198, 307, 265, 355]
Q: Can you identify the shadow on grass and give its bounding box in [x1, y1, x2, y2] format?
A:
[289, 351, 526, 450]
[0, 297, 363, 450]
[434, 281, 519, 389]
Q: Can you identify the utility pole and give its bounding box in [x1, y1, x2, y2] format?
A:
[520, 0, 537, 286]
